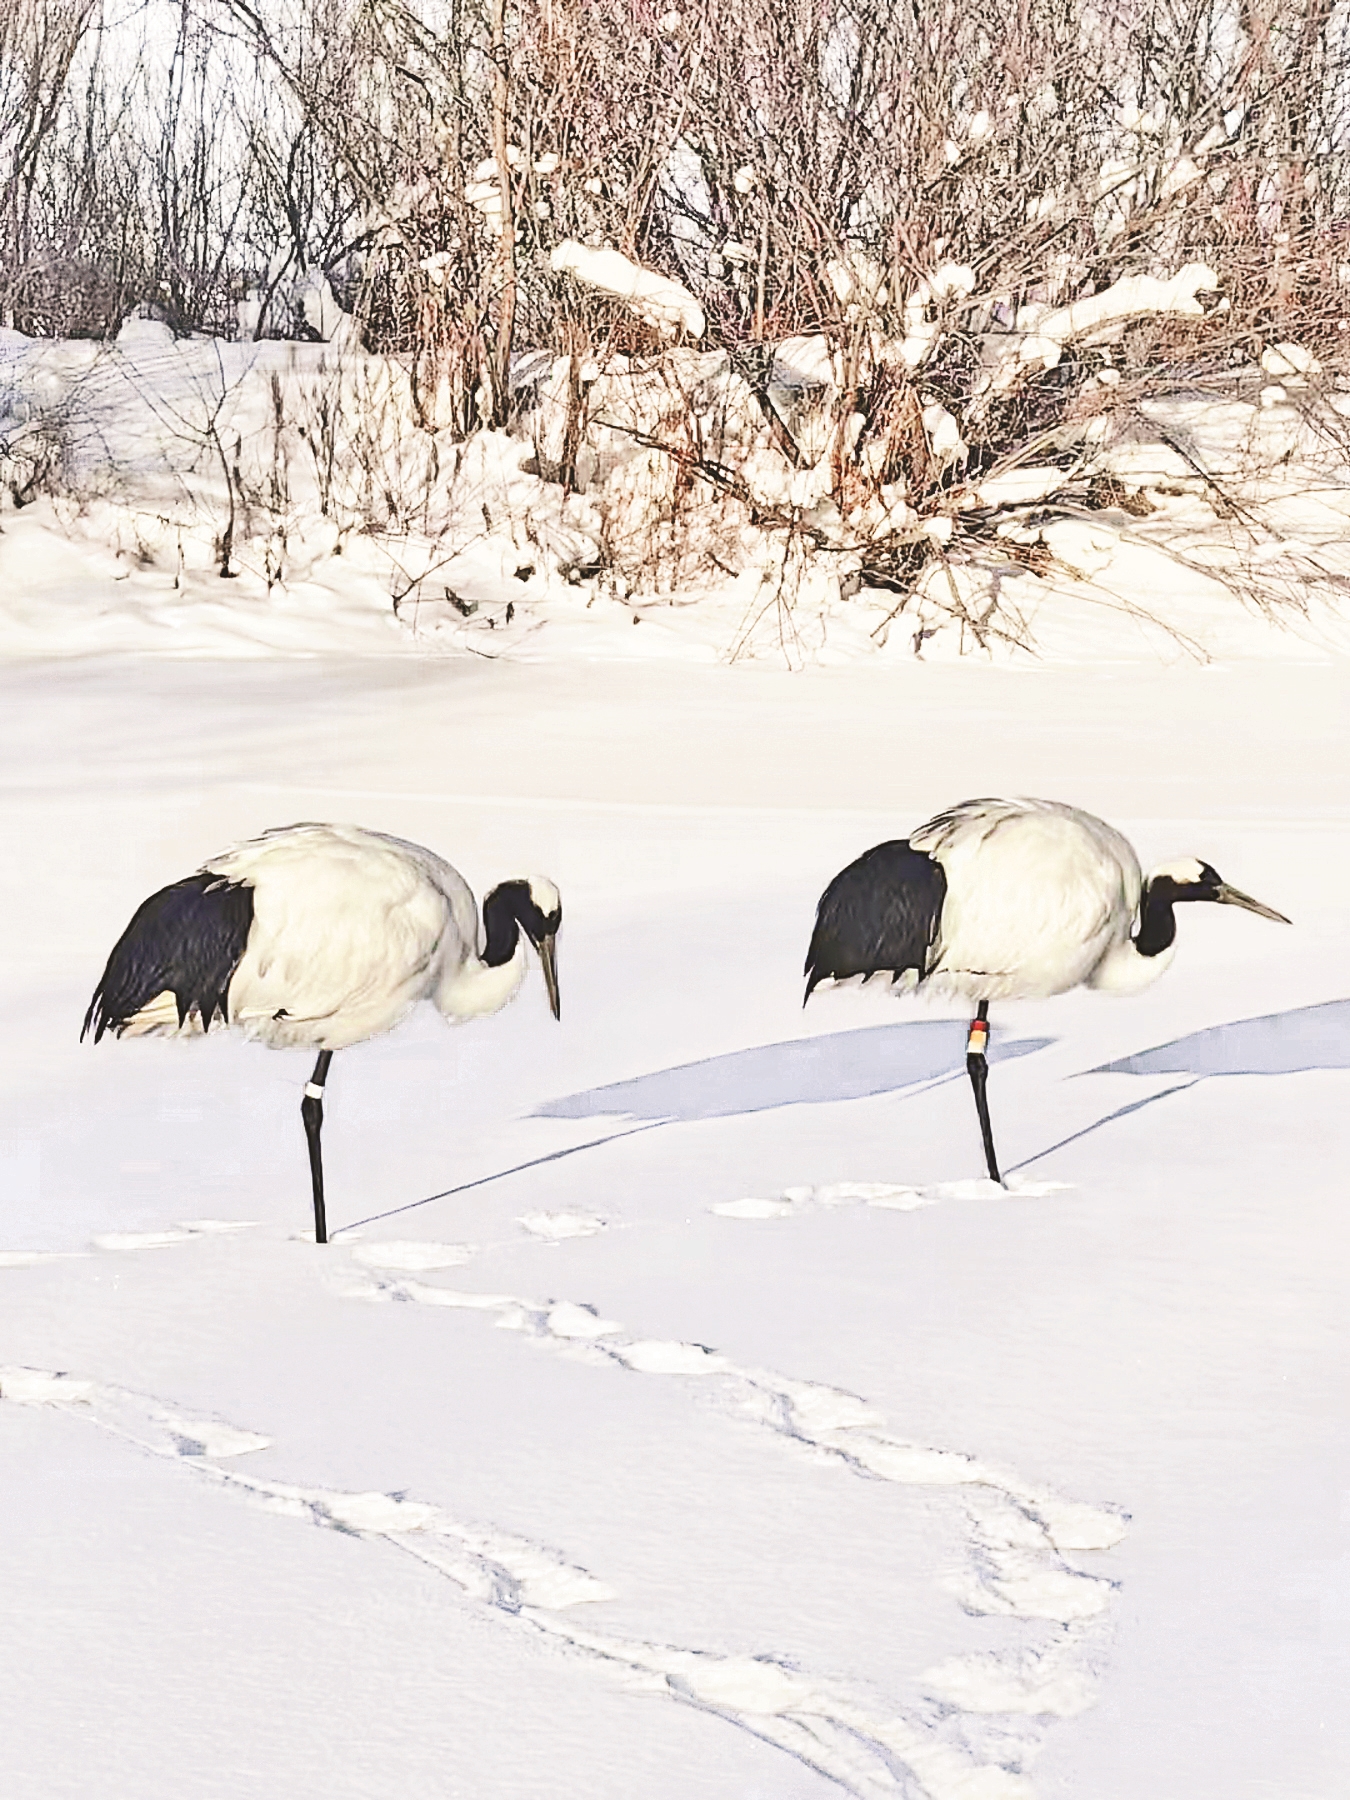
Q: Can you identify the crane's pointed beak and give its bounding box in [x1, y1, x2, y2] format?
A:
[537, 932, 561, 1020]
[1214, 882, 1291, 925]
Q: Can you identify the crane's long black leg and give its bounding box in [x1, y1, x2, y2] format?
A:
[966, 1003, 1003, 1185]
[301, 1050, 334, 1244]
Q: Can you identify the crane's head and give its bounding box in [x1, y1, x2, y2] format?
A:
[1145, 858, 1290, 924]
[483, 876, 562, 1018]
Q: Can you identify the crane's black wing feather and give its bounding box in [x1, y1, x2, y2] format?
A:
[82, 873, 255, 1041]
[804, 841, 946, 1001]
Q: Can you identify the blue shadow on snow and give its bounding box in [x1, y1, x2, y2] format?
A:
[348, 1022, 1052, 1232]
[1089, 997, 1350, 1078]
[535, 1020, 1052, 1124]
[1008, 997, 1350, 1174]
[350, 1002, 1348, 1222]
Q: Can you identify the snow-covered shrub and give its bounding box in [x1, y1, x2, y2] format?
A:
[4, 0, 1350, 656]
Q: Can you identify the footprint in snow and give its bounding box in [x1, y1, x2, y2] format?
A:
[0, 1362, 1085, 1800]
[0, 1220, 257, 1265]
[0, 1250, 87, 1268]
[92, 1220, 256, 1251]
[337, 1255, 1128, 1779]
[0, 1366, 607, 1610]
[350, 1240, 476, 1273]
[712, 1177, 1069, 1220]
[517, 1210, 608, 1242]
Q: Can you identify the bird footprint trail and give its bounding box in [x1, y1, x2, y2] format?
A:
[517, 1209, 609, 1241]
[712, 1177, 1069, 1221]
[0, 1366, 611, 1612]
[340, 1259, 1124, 1603]
[338, 1253, 1128, 1779]
[0, 1220, 256, 1267]
[92, 1219, 257, 1252]
[3, 1364, 1093, 1800]
[349, 1239, 476, 1272]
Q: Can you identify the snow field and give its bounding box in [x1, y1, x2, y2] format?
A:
[0, 1294, 1122, 1800]
[0, 654, 1345, 1797]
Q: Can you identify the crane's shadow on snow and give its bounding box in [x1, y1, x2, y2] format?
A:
[1088, 996, 1350, 1078]
[353, 1003, 1350, 1230]
[535, 1021, 1052, 1125]
[349, 1022, 1052, 1230]
[1008, 998, 1350, 1174]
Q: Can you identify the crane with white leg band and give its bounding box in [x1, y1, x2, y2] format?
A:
[804, 798, 1288, 1182]
[82, 823, 561, 1244]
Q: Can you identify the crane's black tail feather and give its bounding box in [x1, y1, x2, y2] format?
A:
[82, 873, 254, 1041]
[804, 840, 946, 1002]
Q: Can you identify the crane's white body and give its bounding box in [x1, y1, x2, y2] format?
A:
[909, 798, 1174, 1001]
[809, 797, 1286, 1189]
[125, 824, 545, 1050]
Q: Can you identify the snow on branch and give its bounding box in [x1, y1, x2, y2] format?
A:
[549, 242, 705, 339]
[899, 265, 978, 370]
[988, 264, 1221, 394]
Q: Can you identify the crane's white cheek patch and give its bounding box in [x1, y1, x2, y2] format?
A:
[351, 1240, 476, 1273]
[715, 1177, 1069, 1220]
[517, 1209, 607, 1241]
[1149, 857, 1206, 884]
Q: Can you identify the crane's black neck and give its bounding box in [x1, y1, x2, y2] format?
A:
[1134, 877, 1180, 958]
[482, 884, 526, 967]
[481, 880, 561, 967]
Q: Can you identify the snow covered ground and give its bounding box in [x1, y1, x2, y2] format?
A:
[0, 645, 1346, 1800]
[7, 321, 1350, 670]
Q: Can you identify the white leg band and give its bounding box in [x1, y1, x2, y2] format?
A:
[304, 1082, 325, 1100]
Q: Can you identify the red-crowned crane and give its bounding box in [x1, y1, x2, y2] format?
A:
[83, 823, 562, 1244]
[804, 798, 1289, 1182]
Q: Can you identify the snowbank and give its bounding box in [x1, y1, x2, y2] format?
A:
[2, 318, 1348, 665]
